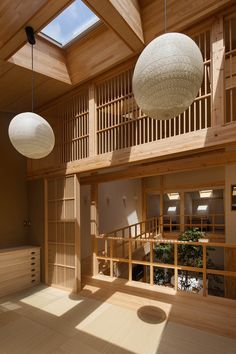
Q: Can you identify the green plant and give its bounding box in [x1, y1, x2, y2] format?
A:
[153, 228, 215, 292]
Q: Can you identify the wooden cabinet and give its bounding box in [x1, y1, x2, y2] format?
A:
[0, 246, 40, 297]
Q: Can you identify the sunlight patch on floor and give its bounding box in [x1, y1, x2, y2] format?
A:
[20, 286, 83, 317]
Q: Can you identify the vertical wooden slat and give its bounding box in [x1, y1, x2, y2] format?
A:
[44, 178, 49, 285]
[74, 174, 81, 293]
[211, 17, 224, 126]
[128, 239, 132, 281]
[174, 243, 178, 291]
[89, 84, 96, 157]
[203, 244, 207, 297]
[91, 183, 99, 276]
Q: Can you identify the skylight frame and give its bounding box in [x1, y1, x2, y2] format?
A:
[40, 0, 100, 48]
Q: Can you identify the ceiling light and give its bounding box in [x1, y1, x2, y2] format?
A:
[132, 1, 203, 120]
[8, 27, 55, 159]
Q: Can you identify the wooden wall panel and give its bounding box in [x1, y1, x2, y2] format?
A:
[46, 175, 80, 292]
[140, 0, 234, 44]
[66, 25, 133, 85]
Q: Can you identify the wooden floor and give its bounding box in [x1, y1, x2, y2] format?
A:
[0, 276, 236, 353]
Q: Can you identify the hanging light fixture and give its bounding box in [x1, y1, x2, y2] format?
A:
[132, 0, 204, 120]
[8, 27, 55, 159]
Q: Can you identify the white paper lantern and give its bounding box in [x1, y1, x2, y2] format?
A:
[133, 32, 204, 120]
[8, 112, 55, 159]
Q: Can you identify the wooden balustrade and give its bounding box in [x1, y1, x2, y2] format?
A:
[162, 213, 225, 234]
[94, 214, 234, 299]
[95, 234, 236, 298]
[96, 29, 211, 155]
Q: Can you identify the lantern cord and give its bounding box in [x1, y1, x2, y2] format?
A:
[164, 0, 167, 33]
[31, 44, 34, 113]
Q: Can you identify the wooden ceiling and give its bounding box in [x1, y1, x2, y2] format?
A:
[0, 0, 235, 113]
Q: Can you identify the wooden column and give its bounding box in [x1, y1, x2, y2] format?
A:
[89, 83, 97, 157]
[180, 192, 185, 232]
[211, 16, 225, 127]
[91, 183, 99, 276]
[44, 178, 48, 285]
[160, 176, 164, 235]
[75, 174, 81, 292]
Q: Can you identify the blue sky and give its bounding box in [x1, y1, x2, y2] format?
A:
[41, 0, 99, 46]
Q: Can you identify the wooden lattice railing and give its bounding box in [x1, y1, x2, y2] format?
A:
[160, 213, 225, 234]
[95, 217, 235, 299]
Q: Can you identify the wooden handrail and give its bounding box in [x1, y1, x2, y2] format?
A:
[98, 217, 159, 239]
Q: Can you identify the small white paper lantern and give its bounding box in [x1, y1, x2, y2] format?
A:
[133, 32, 204, 120]
[8, 112, 55, 159]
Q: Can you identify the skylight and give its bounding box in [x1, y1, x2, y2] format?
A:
[168, 206, 177, 212]
[41, 0, 99, 46]
[199, 189, 212, 198]
[197, 205, 208, 211]
[167, 193, 180, 200]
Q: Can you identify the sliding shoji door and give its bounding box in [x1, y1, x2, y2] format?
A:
[45, 174, 80, 292]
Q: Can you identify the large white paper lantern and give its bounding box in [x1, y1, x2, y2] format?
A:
[8, 112, 55, 159]
[133, 32, 204, 120]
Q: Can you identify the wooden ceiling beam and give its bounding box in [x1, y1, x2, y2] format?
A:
[80, 149, 236, 185]
[82, 0, 144, 52]
[0, 0, 72, 61]
[9, 35, 71, 85]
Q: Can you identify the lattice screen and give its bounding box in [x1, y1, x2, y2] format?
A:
[58, 91, 89, 163]
[47, 175, 79, 291]
[96, 29, 211, 155]
[225, 15, 236, 123]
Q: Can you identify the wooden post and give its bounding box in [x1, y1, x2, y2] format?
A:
[174, 243, 178, 291]
[141, 178, 146, 233]
[160, 176, 164, 235]
[75, 174, 81, 292]
[91, 183, 99, 276]
[180, 191, 185, 232]
[44, 178, 48, 285]
[202, 244, 207, 297]
[110, 239, 113, 277]
[150, 241, 154, 286]
[128, 239, 132, 281]
[211, 16, 224, 127]
[89, 83, 97, 157]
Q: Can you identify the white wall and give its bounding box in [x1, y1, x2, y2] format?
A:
[99, 179, 142, 234]
[225, 164, 236, 243]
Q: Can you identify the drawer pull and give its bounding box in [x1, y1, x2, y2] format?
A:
[31, 262, 35, 266]
[31, 269, 35, 272]
[31, 274, 36, 277]
[31, 279, 36, 283]
[31, 257, 35, 260]
[31, 251, 36, 255]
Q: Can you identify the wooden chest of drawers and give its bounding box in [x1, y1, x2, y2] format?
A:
[0, 246, 40, 297]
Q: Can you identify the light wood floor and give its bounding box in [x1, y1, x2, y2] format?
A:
[0, 276, 236, 354]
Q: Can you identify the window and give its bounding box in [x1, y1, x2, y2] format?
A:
[41, 0, 99, 46]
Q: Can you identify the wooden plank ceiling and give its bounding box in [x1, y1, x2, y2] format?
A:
[0, 0, 235, 113]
